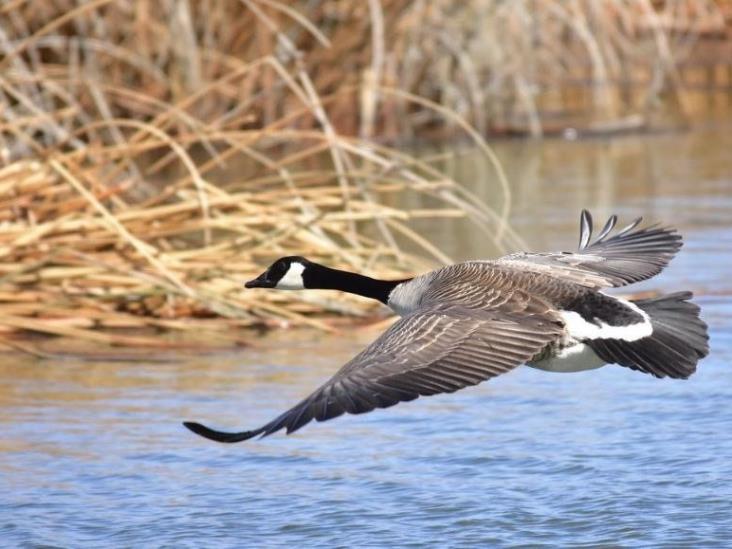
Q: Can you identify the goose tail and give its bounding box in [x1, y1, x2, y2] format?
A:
[589, 292, 709, 379]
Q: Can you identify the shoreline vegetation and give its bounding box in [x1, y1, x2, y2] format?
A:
[1, 0, 731, 354]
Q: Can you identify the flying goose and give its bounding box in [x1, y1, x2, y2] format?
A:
[184, 210, 709, 443]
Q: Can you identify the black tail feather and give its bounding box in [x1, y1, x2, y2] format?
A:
[590, 292, 709, 379]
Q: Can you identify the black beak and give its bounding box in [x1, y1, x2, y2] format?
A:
[244, 272, 273, 289]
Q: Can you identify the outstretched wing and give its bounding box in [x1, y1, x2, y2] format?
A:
[497, 210, 682, 288]
[184, 305, 561, 443]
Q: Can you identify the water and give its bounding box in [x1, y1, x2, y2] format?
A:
[2, 126, 732, 547]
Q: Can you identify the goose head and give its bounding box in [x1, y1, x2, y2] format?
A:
[245, 256, 311, 290]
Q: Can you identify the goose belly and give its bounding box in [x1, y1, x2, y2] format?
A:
[528, 342, 606, 373]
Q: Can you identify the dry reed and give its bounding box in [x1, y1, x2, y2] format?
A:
[0, 0, 526, 350]
[385, 0, 731, 136]
[0, 1, 729, 351]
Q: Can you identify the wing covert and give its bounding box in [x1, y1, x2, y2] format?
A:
[184, 305, 561, 442]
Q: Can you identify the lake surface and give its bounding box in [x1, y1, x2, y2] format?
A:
[2, 125, 732, 547]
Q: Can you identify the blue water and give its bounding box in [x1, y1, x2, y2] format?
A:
[2, 129, 732, 547]
[3, 309, 731, 547]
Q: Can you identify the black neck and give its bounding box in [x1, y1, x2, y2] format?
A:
[303, 264, 410, 305]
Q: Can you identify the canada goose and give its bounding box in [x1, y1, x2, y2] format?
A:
[184, 210, 709, 443]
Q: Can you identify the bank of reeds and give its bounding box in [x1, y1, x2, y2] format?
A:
[0, 0, 528, 350]
[0, 0, 730, 351]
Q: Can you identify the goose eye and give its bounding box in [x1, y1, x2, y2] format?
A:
[269, 261, 288, 279]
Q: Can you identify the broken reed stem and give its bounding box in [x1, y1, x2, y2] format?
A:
[1, 0, 725, 352]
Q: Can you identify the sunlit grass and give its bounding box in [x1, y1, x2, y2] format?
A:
[0, 0, 522, 348]
[0, 0, 727, 349]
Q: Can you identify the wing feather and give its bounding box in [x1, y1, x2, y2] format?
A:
[184, 305, 561, 442]
[498, 210, 682, 288]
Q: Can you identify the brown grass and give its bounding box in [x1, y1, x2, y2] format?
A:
[0, 0, 526, 350]
[0, 0, 729, 351]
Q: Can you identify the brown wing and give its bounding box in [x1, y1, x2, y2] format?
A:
[497, 210, 682, 289]
[184, 304, 562, 442]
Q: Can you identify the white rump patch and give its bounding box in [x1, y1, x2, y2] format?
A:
[559, 297, 652, 342]
[529, 343, 606, 373]
[276, 262, 305, 290]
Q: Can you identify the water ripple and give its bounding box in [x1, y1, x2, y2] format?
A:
[3, 149, 732, 546]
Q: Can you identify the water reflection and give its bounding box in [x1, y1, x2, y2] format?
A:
[2, 124, 732, 547]
[408, 124, 732, 262]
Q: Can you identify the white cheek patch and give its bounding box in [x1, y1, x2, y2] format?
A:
[276, 262, 305, 290]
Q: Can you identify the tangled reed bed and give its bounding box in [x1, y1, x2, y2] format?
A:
[0, 149, 517, 351]
[1, 0, 729, 352]
[0, 0, 526, 351]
